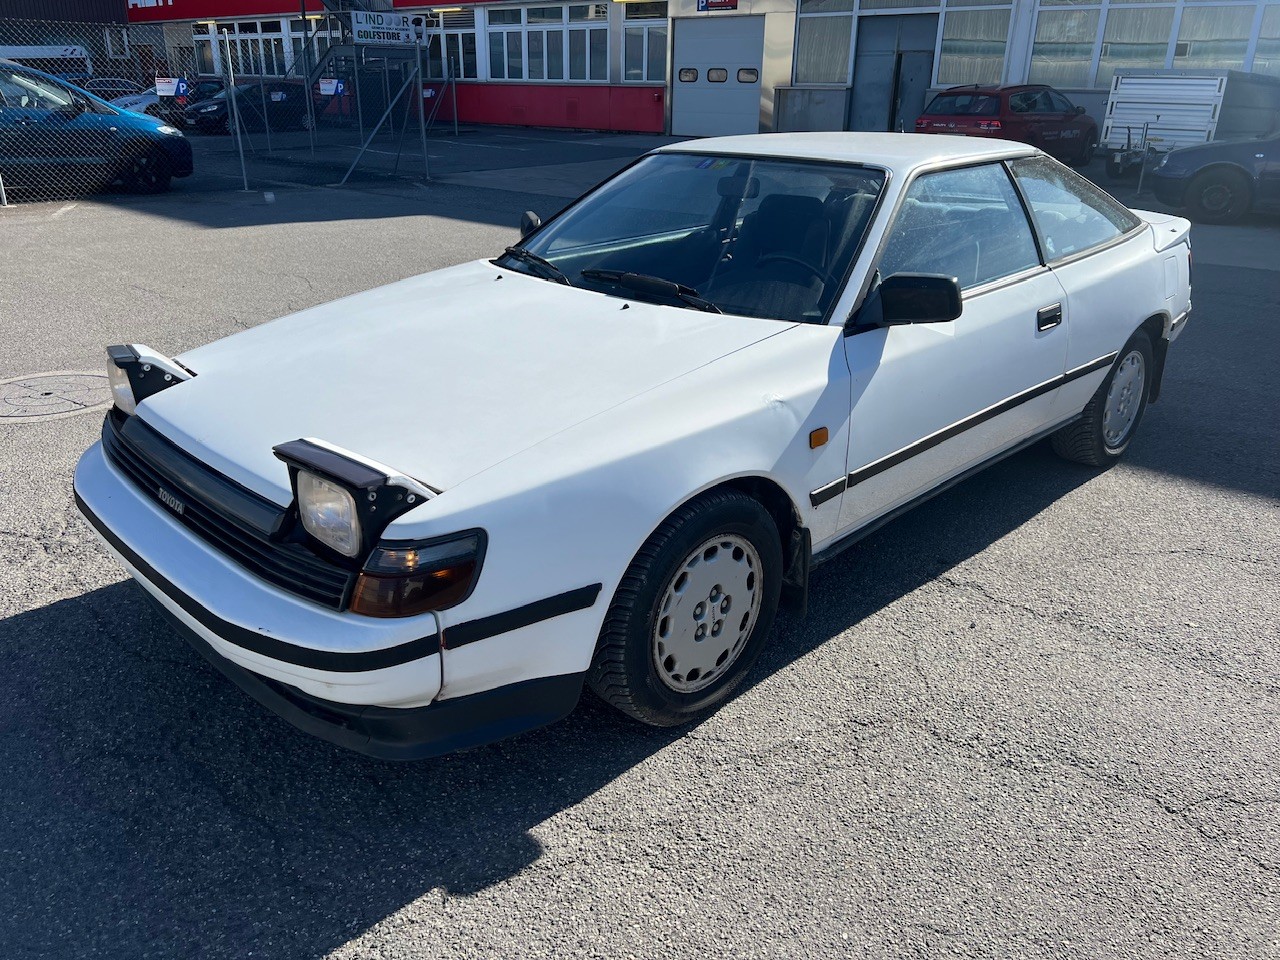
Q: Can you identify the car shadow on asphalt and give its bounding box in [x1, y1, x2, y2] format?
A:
[1, 441, 1106, 960]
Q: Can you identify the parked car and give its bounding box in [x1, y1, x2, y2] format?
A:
[916, 84, 1099, 166]
[183, 79, 321, 133]
[1150, 131, 1280, 223]
[74, 134, 1190, 759]
[166, 77, 225, 126]
[83, 77, 146, 100]
[110, 86, 161, 118]
[0, 59, 193, 193]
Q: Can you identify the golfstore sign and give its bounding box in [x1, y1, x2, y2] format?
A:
[351, 11, 418, 47]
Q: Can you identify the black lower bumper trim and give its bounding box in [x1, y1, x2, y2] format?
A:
[145, 591, 585, 760]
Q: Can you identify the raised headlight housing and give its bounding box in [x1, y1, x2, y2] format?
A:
[274, 439, 478, 616]
[106, 344, 193, 416]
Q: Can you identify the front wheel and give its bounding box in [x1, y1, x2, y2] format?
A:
[588, 489, 783, 727]
[1052, 330, 1153, 467]
[122, 149, 172, 193]
[1186, 168, 1251, 224]
[1071, 136, 1097, 168]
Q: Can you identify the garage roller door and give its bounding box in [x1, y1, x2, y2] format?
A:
[671, 16, 765, 137]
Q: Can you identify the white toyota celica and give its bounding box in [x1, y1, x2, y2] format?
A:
[74, 133, 1191, 759]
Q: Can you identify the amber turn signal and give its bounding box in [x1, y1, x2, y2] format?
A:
[809, 427, 829, 449]
[348, 533, 484, 618]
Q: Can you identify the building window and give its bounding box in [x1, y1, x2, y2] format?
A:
[623, 1, 667, 83]
[423, 10, 479, 80]
[1096, 6, 1175, 89]
[488, 5, 608, 82]
[1255, 4, 1280, 77]
[1173, 4, 1253, 72]
[1029, 8, 1100, 87]
[794, 14, 852, 84]
[937, 8, 1010, 85]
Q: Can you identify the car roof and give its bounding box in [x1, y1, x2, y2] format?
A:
[655, 132, 1038, 175]
[938, 83, 1050, 95]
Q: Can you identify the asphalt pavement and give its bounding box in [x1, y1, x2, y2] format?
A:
[1, 135, 1277, 960]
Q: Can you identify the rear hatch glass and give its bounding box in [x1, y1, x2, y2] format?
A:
[922, 93, 1000, 117]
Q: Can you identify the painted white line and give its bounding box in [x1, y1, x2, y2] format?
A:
[50, 203, 78, 218]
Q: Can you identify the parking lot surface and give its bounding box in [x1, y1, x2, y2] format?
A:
[1, 133, 1277, 959]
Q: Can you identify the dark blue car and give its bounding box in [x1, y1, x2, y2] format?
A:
[1151, 131, 1280, 224]
[0, 59, 193, 195]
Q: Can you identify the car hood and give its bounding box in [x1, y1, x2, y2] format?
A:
[137, 260, 792, 505]
[112, 95, 152, 108]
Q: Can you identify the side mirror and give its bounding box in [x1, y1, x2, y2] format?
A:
[850, 273, 962, 332]
[1074, 105, 1086, 115]
[520, 210, 541, 237]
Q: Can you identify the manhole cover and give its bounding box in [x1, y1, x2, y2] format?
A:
[0, 372, 112, 421]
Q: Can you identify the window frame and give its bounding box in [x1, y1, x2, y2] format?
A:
[871, 160, 1046, 297]
[1005, 154, 1145, 267]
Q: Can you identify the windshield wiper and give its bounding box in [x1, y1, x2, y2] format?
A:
[498, 246, 570, 285]
[580, 269, 722, 314]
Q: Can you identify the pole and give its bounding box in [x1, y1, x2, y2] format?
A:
[300, 1, 315, 155]
[416, 25, 430, 180]
[222, 30, 250, 191]
[353, 47, 366, 146]
[450, 57, 458, 138]
[339, 69, 419, 185]
[0, 171, 8, 207]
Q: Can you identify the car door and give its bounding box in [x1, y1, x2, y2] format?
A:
[1006, 156, 1153, 415]
[1256, 133, 1280, 209]
[1049, 90, 1089, 157]
[836, 162, 1069, 533]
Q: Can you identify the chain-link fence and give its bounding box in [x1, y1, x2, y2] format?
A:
[0, 14, 463, 202]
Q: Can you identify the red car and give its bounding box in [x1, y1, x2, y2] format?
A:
[915, 84, 1099, 167]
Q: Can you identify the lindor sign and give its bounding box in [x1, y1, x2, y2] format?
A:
[351, 11, 417, 47]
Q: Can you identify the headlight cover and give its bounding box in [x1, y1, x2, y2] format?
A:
[297, 471, 361, 558]
[156, 124, 183, 136]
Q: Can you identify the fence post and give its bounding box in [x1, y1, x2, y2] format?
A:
[220, 29, 251, 191]
[415, 22, 430, 180]
[0, 171, 8, 207]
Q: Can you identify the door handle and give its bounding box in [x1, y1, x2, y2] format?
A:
[1037, 303, 1062, 331]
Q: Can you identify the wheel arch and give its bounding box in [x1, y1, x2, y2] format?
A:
[1138, 312, 1170, 404]
[608, 473, 811, 631]
[1189, 161, 1255, 198]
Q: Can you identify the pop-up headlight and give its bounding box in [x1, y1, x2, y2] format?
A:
[106, 344, 193, 416]
[273, 438, 481, 617]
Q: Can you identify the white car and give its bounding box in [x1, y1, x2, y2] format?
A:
[74, 134, 1191, 759]
[110, 87, 161, 118]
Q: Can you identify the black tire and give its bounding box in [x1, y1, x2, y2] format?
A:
[1070, 134, 1097, 168]
[588, 489, 783, 727]
[123, 149, 172, 194]
[1052, 329, 1154, 467]
[1185, 168, 1251, 224]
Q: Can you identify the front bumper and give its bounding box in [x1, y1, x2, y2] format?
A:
[145, 589, 583, 760]
[74, 437, 595, 758]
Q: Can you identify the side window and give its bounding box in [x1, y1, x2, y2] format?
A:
[1049, 92, 1074, 113]
[1008, 91, 1034, 114]
[1009, 156, 1140, 261]
[877, 163, 1040, 291]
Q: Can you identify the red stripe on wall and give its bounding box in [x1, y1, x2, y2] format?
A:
[422, 82, 665, 134]
[125, 0, 326, 24]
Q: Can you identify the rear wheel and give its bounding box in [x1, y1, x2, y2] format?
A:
[588, 489, 783, 727]
[1185, 168, 1251, 224]
[1071, 134, 1097, 168]
[1052, 330, 1153, 467]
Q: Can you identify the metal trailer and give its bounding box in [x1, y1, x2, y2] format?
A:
[1102, 69, 1280, 181]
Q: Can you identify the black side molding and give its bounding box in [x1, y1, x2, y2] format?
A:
[846, 353, 1117, 490]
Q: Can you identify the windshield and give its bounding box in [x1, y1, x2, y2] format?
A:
[509, 153, 885, 323]
[924, 93, 1000, 116]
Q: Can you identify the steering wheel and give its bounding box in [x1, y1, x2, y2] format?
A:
[756, 253, 835, 287]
